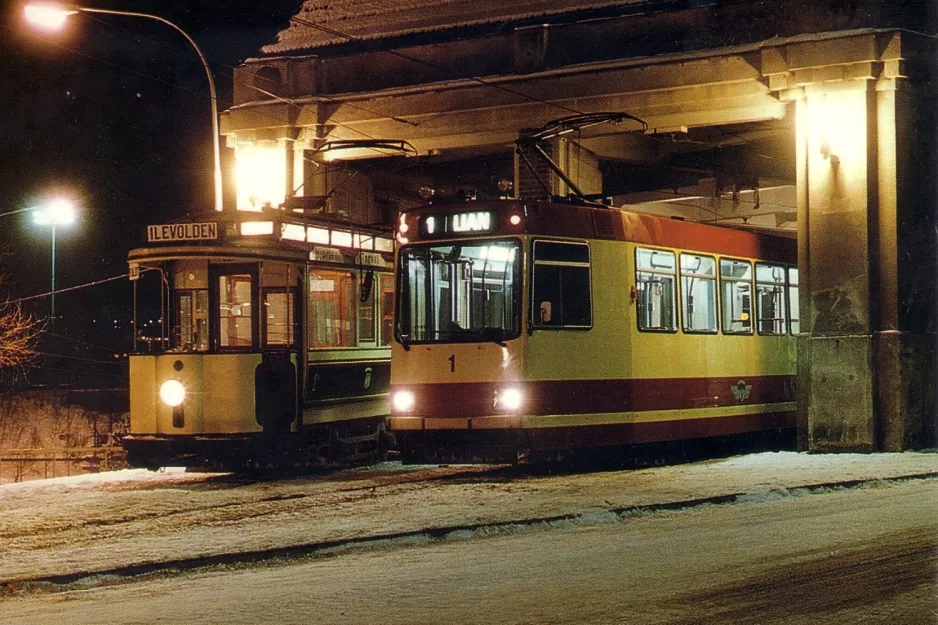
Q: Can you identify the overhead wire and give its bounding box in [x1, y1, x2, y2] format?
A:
[7, 273, 130, 305]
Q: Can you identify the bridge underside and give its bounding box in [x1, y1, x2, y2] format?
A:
[222, 4, 937, 451]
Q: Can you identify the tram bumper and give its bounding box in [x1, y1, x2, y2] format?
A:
[122, 433, 266, 470]
[390, 416, 529, 464]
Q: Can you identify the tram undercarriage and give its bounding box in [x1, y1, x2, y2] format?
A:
[394, 410, 797, 465]
[123, 415, 389, 471]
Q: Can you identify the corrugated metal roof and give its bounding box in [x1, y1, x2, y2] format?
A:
[263, 0, 647, 54]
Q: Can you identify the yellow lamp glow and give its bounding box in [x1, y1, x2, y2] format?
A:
[24, 3, 78, 31]
[235, 142, 287, 211]
[392, 390, 415, 413]
[495, 387, 523, 412]
[159, 379, 186, 407]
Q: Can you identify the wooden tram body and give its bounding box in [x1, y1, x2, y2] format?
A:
[389, 200, 798, 463]
[122, 212, 395, 469]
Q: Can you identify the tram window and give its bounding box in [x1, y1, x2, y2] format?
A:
[218, 273, 255, 348]
[175, 290, 209, 351]
[532, 241, 592, 328]
[635, 248, 676, 332]
[379, 274, 394, 346]
[788, 267, 800, 334]
[398, 240, 521, 342]
[309, 270, 356, 348]
[679, 254, 717, 333]
[720, 259, 753, 334]
[263, 289, 295, 346]
[756, 263, 787, 335]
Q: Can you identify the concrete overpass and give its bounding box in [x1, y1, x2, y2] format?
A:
[220, 0, 936, 451]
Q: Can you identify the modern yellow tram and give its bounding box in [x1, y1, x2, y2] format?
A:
[389, 200, 798, 463]
[123, 211, 395, 469]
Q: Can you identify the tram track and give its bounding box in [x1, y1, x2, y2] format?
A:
[3, 470, 935, 597]
[0, 463, 511, 543]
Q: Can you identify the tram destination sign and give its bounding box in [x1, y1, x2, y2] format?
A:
[147, 222, 218, 243]
[420, 210, 495, 237]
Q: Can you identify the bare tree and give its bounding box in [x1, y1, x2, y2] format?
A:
[0, 293, 42, 368]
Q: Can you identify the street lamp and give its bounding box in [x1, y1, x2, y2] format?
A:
[24, 2, 224, 213]
[31, 198, 76, 351]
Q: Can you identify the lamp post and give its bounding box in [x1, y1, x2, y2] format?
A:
[24, 2, 224, 213]
[32, 199, 76, 362]
[0, 207, 39, 219]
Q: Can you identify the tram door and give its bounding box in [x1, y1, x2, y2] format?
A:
[255, 262, 300, 436]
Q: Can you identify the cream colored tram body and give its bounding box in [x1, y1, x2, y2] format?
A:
[123, 212, 395, 469]
[389, 200, 798, 463]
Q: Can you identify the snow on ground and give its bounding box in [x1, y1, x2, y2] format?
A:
[0, 466, 191, 491]
[0, 451, 935, 587]
[3, 472, 936, 625]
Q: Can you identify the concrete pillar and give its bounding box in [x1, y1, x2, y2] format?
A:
[796, 76, 936, 451]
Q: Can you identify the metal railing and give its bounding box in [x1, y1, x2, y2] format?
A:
[0, 446, 126, 484]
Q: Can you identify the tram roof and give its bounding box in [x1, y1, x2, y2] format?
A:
[400, 199, 796, 263]
[127, 210, 395, 266]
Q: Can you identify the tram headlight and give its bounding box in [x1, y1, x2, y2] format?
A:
[495, 387, 523, 412]
[392, 390, 415, 413]
[159, 379, 186, 407]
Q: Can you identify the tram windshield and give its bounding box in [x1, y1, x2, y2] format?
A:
[397, 239, 521, 344]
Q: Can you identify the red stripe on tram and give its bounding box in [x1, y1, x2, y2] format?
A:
[394, 375, 796, 418]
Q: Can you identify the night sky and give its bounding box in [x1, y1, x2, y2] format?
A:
[0, 0, 303, 386]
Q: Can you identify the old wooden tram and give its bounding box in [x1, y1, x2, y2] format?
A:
[389, 200, 799, 463]
[123, 212, 395, 469]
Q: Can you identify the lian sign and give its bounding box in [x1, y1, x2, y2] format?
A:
[421, 211, 495, 237]
[147, 222, 218, 243]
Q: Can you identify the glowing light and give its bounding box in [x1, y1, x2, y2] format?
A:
[375, 237, 394, 252]
[451, 211, 491, 233]
[24, 3, 78, 31]
[495, 387, 523, 412]
[281, 223, 305, 241]
[234, 142, 286, 211]
[480, 246, 516, 263]
[159, 379, 186, 407]
[509, 214, 522, 226]
[33, 198, 76, 226]
[805, 89, 866, 170]
[331, 230, 353, 247]
[354, 233, 374, 250]
[392, 390, 415, 413]
[307, 226, 330, 244]
[240, 221, 274, 235]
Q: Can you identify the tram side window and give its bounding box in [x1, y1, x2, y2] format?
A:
[380, 274, 394, 346]
[635, 248, 676, 332]
[218, 273, 255, 348]
[679, 253, 717, 333]
[788, 267, 800, 334]
[720, 259, 753, 334]
[309, 270, 356, 348]
[263, 289, 295, 346]
[756, 263, 787, 335]
[532, 241, 591, 328]
[175, 290, 209, 351]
